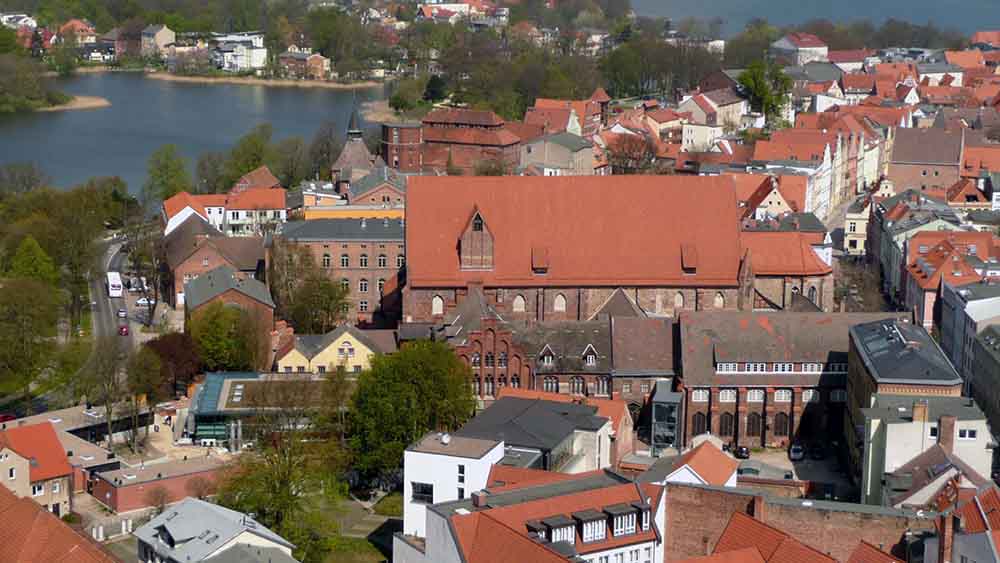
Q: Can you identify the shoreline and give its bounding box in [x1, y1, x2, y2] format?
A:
[145, 72, 383, 90]
[36, 95, 111, 112]
[360, 99, 397, 122]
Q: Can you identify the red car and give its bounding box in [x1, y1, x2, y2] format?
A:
[0, 414, 16, 423]
[118, 325, 129, 336]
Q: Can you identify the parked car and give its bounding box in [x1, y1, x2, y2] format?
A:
[136, 297, 156, 307]
[0, 413, 16, 423]
[118, 325, 129, 336]
[117, 308, 127, 318]
[788, 443, 806, 462]
[734, 446, 751, 459]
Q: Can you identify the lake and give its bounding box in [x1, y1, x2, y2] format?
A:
[0, 72, 388, 191]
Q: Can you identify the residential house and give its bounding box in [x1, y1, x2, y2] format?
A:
[275, 218, 405, 324]
[393, 469, 664, 563]
[141, 24, 174, 57]
[277, 49, 330, 80]
[903, 231, 998, 328]
[940, 280, 1000, 382]
[224, 185, 287, 236]
[401, 432, 504, 538]
[58, 430, 118, 494]
[210, 31, 267, 72]
[917, 62, 964, 87]
[843, 179, 896, 258]
[845, 319, 965, 487]
[59, 18, 95, 44]
[135, 498, 297, 563]
[828, 49, 874, 73]
[91, 456, 224, 513]
[925, 487, 1000, 563]
[840, 73, 877, 105]
[677, 89, 749, 129]
[292, 167, 408, 220]
[969, 325, 1000, 440]
[770, 32, 829, 65]
[644, 108, 689, 142]
[519, 132, 597, 176]
[402, 175, 753, 325]
[160, 166, 286, 237]
[638, 441, 739, 487]
[0, 422, 73, 516]
[528, 88, 611, 137]
[273, 324, 396, 374]
[730, 174, 808, 221]
[859, 395, 992, 506]
[752, 138, 833, 220]
[163, 215, 265, 307]
[0, 486, 117, 563]
[679, 311, 907, 450]
[680, 122, 725, 152]
[741, 230, 834, 312]
[5, 404, 152, 447]
[964, 209, 1000, 232]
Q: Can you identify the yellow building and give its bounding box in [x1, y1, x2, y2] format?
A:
[275, 325, 397, 374]
[302, 205, 405, 220]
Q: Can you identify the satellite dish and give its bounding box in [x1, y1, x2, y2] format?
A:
[441, 433, 451, 445]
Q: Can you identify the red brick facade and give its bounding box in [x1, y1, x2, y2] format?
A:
[187, 288, 274, 371]
[91, 467, 219, 514]
[381, 123, 423, 172]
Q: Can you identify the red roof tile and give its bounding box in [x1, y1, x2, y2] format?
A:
[405, 176, 744, 288]
[973, 31, 1000, 46]
[225, 186, 286, 211]
[752, 140, 828, 162]
[422, 126, 521, 146]
[847, 541, 905, 563]
[962, 145, 1000, 177]
[232, 165, 281, 191]
[0, 487, 117, 563]
[827, 49, 873, 64]
[0, 422, 72, 482]
[783, 32, 826, 48]
[590, 87, 611, 103]
[161, 192, 228, 221]
[841, 73, 876, 93]
[742, 231, 832, 277]
[714, 512, 834, 563]
[423, 108, 505, 127]
[673, 442, 738, 486]
[524, 107, 574, 133]
[678, 547, 766, 563]
[946, 50, 986, 69]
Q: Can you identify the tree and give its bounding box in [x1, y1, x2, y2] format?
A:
[473, 158, 511, 176]
[9, 235, 58, 286]
[144, 486, 170, 515]
[307, 121, 342, 181]
[144, 144, 192, 208]
[738, 59, 792, 127]
[125, 346, 163, 452]
[0, 279, 60, 408]
[189, 301, 256, 371]
[146, 333, 201, 398]
[271, 137, 308, 189]
[0, 26, 19, 55]
[606, 133, 657, 174]
[0, 162, 48, 195]
[287, 273, 348, 334]
[350, 340, 474, 479]
[124, 218, 164, 325]
[84, 336, 126, 448]
[50, 29, 78, 77]
[724, 19, 781, 67]
[195, 151, 228, 194]
[185, 475, 215, 499]
[423, 74, 447, 102]
[224, 124, 275, 188]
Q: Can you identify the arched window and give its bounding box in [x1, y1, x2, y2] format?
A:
[570, 376, 586, 395]
[485, 377, 495, 396]
[720, 412, 735, 436]
[432, 295, 444, 316]
[674, 292, 684, 310]
[498, 352, 508, 368]
[713, 292, 725, 309]
[544, 376, 559, 393]
[473, 216, 484, 231]
[377, 254, 387, 268]
[553, 293, 567, 312]
[322, 254, 331, 268]
[340, 254, 350, 268]
[774, 412, 790, 437]
[746, 413, 762, 439]
[378, 279, 385, 294]
[485, 353, 495, 367]
[340, 278, 349, 291]
[473, 378, 481, 396]
[513, 295, 526, 313]
[397, 255, 405, 269]
[359, 279, 368, 293]
[471, 353, 480, 368]
[808, 286, 818, 303]
[359, 254, 368, 268]
[498, 376, 506, 389]
[511, 375, 520, 388]
[692, 412, 708, 436]
[597, 377, 611, 396]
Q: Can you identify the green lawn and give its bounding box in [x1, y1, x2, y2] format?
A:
[373, 492, 403, 517]
[326, 536, 385, 563]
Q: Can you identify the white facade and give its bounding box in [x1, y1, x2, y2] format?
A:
[402, 435, 504, 538]
[225, 207, 286, 235]
[940, 282, 1000, 382]
[681, 123, 725, 152]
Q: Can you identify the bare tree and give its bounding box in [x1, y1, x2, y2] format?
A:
[185, 475, 216, 500]
[145, 486, 170, 515]
[606, 133, 658, 175]
[85, 336, 126, 449]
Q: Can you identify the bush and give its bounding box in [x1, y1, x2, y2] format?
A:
[373, 492, 403, 517]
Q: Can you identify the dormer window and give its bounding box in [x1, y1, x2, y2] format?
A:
[586, 354, 596, 366]
[473, 216, 483, 231]
[551, 525, 574, 544]
[573, 510, 607, 543]
[542, 354, 554, 367]
[641, 508, 650, 531]
[542, 515, 576, 545]
[605, 505, 637, 537]
[461, 210, 493, 270]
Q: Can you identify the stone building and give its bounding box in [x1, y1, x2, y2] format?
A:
[679, 311, 908, 450]
[402, 175, 753, 325]
[276, 218, 405, 324]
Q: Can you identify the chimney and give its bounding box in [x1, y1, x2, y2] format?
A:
[939, 415, 957, 454]
[751, 495, 766, 521]
[938, 513, 955, 563]
[471, 490, 488, 508]
[912, 401, 928, 423]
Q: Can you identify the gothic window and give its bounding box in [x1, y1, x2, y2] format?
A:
[511, 375, 520, 388]
[720, 412, 735, 436]
[570, 376, 586, 395]
[513, 295, 526, 312]
[713, 292, 725, 309]
[692, 412, 707, 436]
[432, 295, 444, 316]
[774, 412, 790, 437]
[554, 293, 567, 312]
[674, 292, 684, 310]
[747, 413, 762, 438]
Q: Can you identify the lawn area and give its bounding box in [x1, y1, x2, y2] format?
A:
[373, 492, 403, 517]
[326, 535, 385, 563]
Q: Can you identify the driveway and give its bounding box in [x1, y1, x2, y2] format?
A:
[751, 449, 856, 501]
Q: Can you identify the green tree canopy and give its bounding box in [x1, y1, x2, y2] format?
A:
[223, 124, 275, 188]
[738, 59, 792, 127]
[144, 144, 192, 206]
[9, 235, 58, 286]
[349, 340, 474, 478]
[189, 301, 256, 371]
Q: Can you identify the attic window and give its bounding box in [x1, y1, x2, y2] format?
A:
[681, 244, 698, 274]
[472, 215, 483, 232]
[532, 246, 550, 274]
[586, 354, 596, 366]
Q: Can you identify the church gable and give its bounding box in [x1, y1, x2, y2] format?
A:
[460, 208, 494, 270]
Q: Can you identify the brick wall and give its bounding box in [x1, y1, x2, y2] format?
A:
[92, 468, 219, 513]
[887, 163, 959, 192]
[172, 244, 241, 307]
[663, 483, 936, 562]
[381, 124, 422, 172]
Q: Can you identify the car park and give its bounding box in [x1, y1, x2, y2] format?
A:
[117, 308, 127, 318]
[734, 446, 751, 459]
[788, 443, 806, 462]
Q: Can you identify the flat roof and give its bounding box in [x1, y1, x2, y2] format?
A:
[850, 319, 961, 385]
[6, 404, 147, 433]
[57, 430, 115, 469]
[863, 394, 985, 423]
[407, 432, 502, 459]
[97, 456, 225, 487]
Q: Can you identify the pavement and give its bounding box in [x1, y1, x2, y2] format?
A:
[751, 449, 855, 500]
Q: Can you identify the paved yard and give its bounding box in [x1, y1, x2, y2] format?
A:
[104, 535, 139, 563]
[751, 449, 856, 501]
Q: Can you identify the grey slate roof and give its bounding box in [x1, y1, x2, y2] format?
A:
[850, 319, 962, 385]
[591, 288, 647, 319]
[966, 209, 1000, 226]
[164, 214, 224, 269]
[280, 218, 404, 241]
[514, 321, 612, 374]
[286, 324, 397, 361]
[783, 61, 844, 83]
[348, 166, 407, 200]
[204, 544, 299, 563]
[742, 212, 828, 234]
[534, 132, 593, 153]
[891, 128, 964, 165]
[917, 62, 963, 74]
[454, 396, 608, 451]
[184, 265, 275, 310]
[864, 394, 986, 423]
[134, 498, 294, 563]
[611, 317, 675, 376]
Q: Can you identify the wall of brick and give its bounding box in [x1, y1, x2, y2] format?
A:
[381, 124, 422, 172]
[887, 163, 959, 192]
[663, 483, 936, 562]
[93, 469, 219, 514]
[172, 244, 243, 307]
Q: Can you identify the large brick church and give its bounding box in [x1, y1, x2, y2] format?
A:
[402, 175, 755, 324]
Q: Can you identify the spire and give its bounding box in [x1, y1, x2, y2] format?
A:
[347, 107, 362, 140]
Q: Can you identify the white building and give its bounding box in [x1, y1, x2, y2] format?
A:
[402, 432, 504, 538]
[394, 469, 665, 563]
[770, 32, 829, 65]
[0, 13, 36, 29]
[940, 280, 1000, 382]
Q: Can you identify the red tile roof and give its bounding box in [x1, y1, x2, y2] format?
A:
[524, 107, 574, 133]
[946, 50, 986, 69]
[503, 121, 545, 143]
[0, 487, 117, 563]
[646, 108, 688, 124]
[225, 186, 286, 211]
[486, 465, 586, 493]
[783, 32, 826, 48]
[947, 178, 989, 204]
[534, 97, 602, 125]
[673, 442, 738, 486]
[0, 422, 72, 482]
[847, 541, 904, 563]
[422, 126, 521, 147]
[841, 73, 876, 93]
[692, 94, 717, 116]
[742, 231, 832, 277]
[678, 547, 766, 563]
[161, 192, 228, 221]
[590, 87, 611, 103]
[973, 31, 1000, 46]
[827, 49, 873, 64]
[232, 165, 281, 191]
[714, 512, 835, 563]
[423, 108, 505, 127]
[907, 232, 996, 290]
[405, 176, 744, 288]
[962, 145, 1000, 177]
[752, 140, 828, 162]
[956, 487, 1000, 532]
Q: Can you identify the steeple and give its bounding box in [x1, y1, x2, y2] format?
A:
[347, 108, 363, 140]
